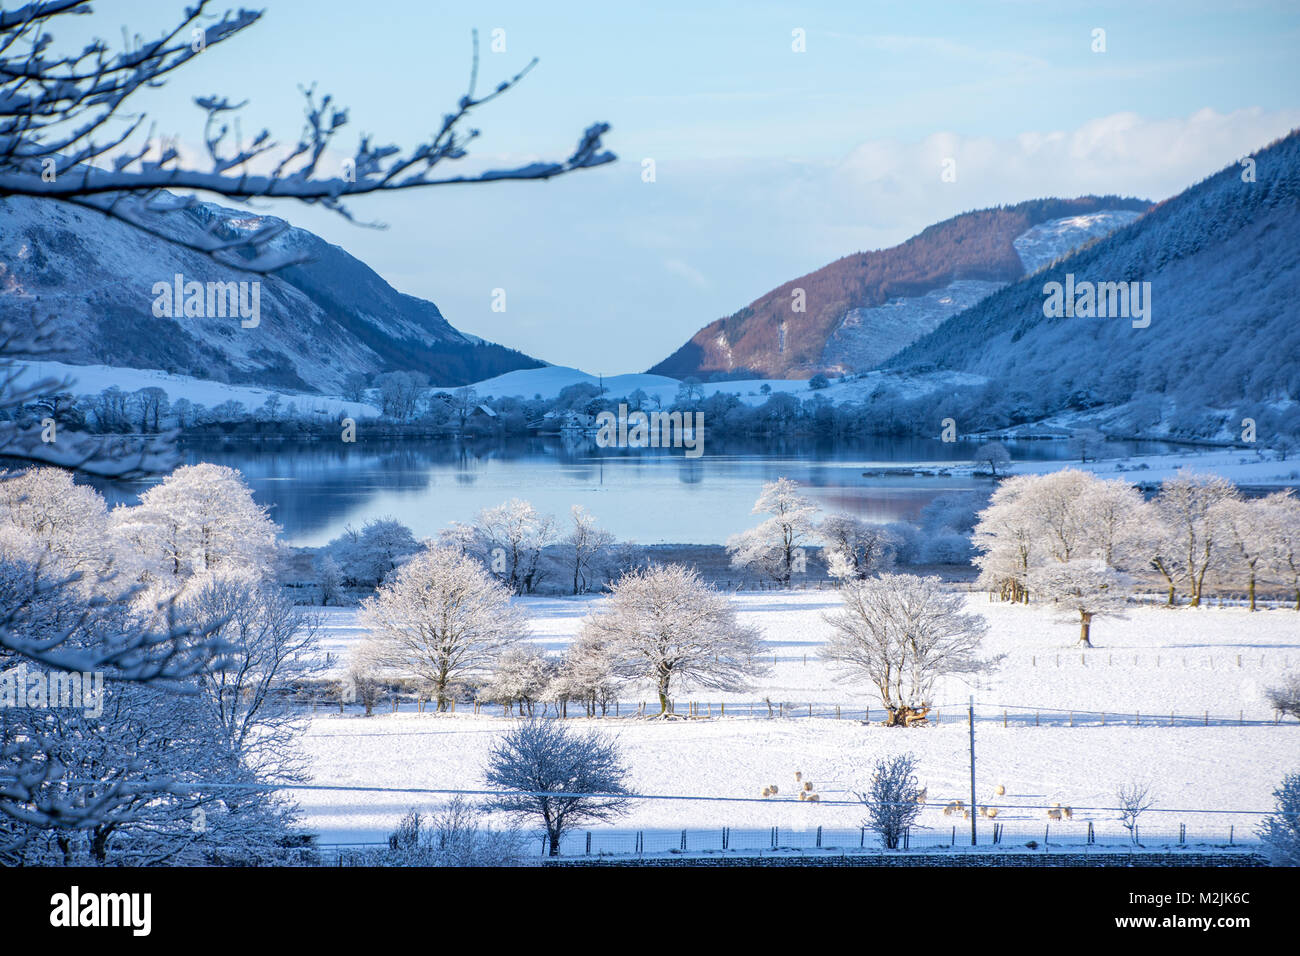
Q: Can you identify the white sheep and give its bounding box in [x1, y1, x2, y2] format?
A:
[1063, 806, 1073, 820]
[916, 787, 928, 805]
[1047, 808, 1062, 821]
[994, 784, 1006, 796]
[987, 808, 999, 819]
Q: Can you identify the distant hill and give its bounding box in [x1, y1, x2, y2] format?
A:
[649, 196, 1152, 380]
[0, 196, 543, 393]
[885, 129, 1300, 440]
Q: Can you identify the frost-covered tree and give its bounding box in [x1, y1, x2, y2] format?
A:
[972, 475, 1042, 602]
[1266, 491, 1300, 610]
[821, 573, 995, 726]
[1116, 780, 1155, 844]
[317, 553, 344, 606]
[358, 547, 526, 710]
[485, 719, 631, 857]
[1266, 672, 1300, 721]
[726, 478, 821, 586]
[818, 514, 896, 580]
[347, 798, 525, 867]
[973, 441, 1011, 478]
[346, 644, 387, 718]
[1259, 772, 1300, 866]
[1068, 428, 1106, 463]
[547, 633, 618, 717]
[582, 564, 764, 715]
[0, 467, 111, 576]
[177, 569, 322, 780]
[474, 499, 556, 595]
[1, 558, 299, 864]
[563, 505, 616, 595]
[1152, 471, 1239, 607]
[1214, 497, 1277, 611]
[111, 463, 280, 584]
[856, 752, 924, 849]
[326, 517, 420, 588]
[477, 645, 554, 717]
[1027, 560, 1130, 647]
[973, 471, 1145, 604]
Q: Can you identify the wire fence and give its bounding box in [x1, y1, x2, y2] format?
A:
[316, 819, 1261, 863]
[298, 692, 1297, 727]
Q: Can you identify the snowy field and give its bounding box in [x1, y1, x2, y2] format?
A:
[296, 592, 1299, 849]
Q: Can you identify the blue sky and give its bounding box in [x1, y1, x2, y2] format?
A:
[79, 1, 1300, 373]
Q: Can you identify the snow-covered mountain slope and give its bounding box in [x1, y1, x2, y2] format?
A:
[818, 210, 1143, 371]
[0, 196, 542, 393]
[886, 128, 1300, 440]
[650, 197, 1151, 380]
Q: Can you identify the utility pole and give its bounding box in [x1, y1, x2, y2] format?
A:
[969, 694, 977, 846]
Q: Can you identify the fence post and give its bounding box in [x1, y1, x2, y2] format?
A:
[817, 825, 823, 848]
[586, 831, 591, 855]
[680, 829, 686, 851]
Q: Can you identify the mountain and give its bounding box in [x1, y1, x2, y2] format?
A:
[0, 196, 543, 393]
[648, 196, 1151, 380]
[885, 129, 1300, 439]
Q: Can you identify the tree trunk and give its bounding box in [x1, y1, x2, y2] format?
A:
[1248, 573, 1256, 611]
[1078, 611, 1093, 648]
[548, 827, 561, 857]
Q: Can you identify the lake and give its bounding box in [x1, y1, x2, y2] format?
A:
[99, 435, 1179, 547]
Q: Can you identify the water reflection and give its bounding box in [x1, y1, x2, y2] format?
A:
[90, 435, 1179, 547]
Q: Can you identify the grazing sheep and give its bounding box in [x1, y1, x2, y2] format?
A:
[1063, 807, 1073, 820]
[916, 787, 928, 805]
[943, 803, 955, 817]
[994, 784, 1006, 796]
[956, 800, 965, 811]
[799, 791, 807, 801]
[987, 808, 999, 819]
[1047, 808, 1062, 821]
[770, 785, 779, 795]
[808, 794, 821, 802]
[803, 782, 814, 792]
[762, 787, 771, 797]
[963, 810, 971, 820]
[979, 806, 989, 817]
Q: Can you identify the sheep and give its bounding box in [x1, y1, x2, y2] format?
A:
[979, 806, 989, 817]
[1047, 808, 1062, 821]
[808, 794, 821, 802]
[770, 785, 779, 795]
[795, 771, 802, 782]
[963, 810, 971, 820]
[762, 787, 771, 797]
[943, 803, 956, 817]
[994, 784, 1006, 796]
[916, 787, 928, 805]
[799, 791, 808, 801]
[803, 781, 814, 792]
[986, 808, 999, 819]
[1063, 807, 1073, 820]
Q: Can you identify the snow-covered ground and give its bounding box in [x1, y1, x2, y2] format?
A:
[1011, 447, 1300, 487]
[17, 360, 381, 419]
[296, 592, 1298, 849]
